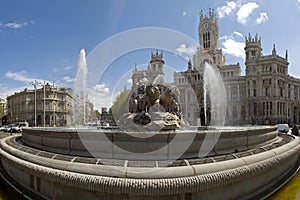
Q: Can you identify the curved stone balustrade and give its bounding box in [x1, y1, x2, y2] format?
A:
[22, 126, 278, 160]
[0, 131, 300, 199]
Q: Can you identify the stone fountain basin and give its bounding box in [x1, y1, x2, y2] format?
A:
[1, 127, 299, 199]
[21, 126, 278, 160]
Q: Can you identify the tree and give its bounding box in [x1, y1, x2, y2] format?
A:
[95, 110, 101, 119]
[0, 106, 3, 121]
[110, 91, 129, 120]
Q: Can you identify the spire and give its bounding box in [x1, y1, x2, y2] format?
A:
[246, 33, 251, 44]
[134, 63, 137, 72]
[200, 10, 203, 20]
[150, 49, 164, 64]
[285, 49, 288, 60]
[272, 44, 276, 56]
[187, 59, 192, 70]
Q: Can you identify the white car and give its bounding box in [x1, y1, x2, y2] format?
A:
[0, 126, 6, 132]
[3, 125, 13, 133]
[11, 125, 22, 133]
[277, 124, 289, 133]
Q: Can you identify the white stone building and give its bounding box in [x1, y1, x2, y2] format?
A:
[174, 9, 300, 126]
[7, 84, 73, 126]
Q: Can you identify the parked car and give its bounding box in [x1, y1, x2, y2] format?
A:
[14, 122, 29, 131]
[0, 126, 6, 132]
[2, 122, 29, 133]
[277, 124, 289, 133]
[11, 125, 22, 133]
[3, 124, 13, 133]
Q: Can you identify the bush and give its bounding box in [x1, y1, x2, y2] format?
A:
[291, 125, 299, 136]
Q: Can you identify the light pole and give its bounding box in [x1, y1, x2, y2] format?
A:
[30, 80, 42, 127]
[43, 81, 46, 127]
[52, 82, 56, 127]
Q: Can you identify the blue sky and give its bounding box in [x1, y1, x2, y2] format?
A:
[1, 0, 300, 109]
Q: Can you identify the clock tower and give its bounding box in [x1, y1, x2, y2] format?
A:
[198, 8, 219, 51]
[193, 8, 226, 69]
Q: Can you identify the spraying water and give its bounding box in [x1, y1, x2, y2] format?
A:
[153, 74, 165, 85]
[73, 49, 88, 126]
[203, 62, 227, 126]
[203, 75, 207, 126]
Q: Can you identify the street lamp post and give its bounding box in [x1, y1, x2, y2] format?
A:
[30, 80, 42, 127]
[43, 81, 46, 127]
[52, 82, 56, 127]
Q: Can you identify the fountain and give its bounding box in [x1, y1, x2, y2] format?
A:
[72, 49, 88, 126]
[0, 51, 300, 199]
[203, 62, 227, 126]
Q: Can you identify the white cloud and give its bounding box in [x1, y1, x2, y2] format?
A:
[5, 71, 28, 82]
[93, 84, 110, 93]
[127, 79, 133, 84]
[298, 0, 300, 11]
[222, 39, 244, 58]
[5, 71, 45, 84]
[233, 31, 243, 37]
[182, 11, 187, 16]
[217, 1, 237, 18]
[64, 65, 72, 71]
[236, 2, 259, 25]
[62, 76, 75, 83]
[256, 12, 268, 24]
[1, 21, 33, 29]
[88, 84, 112, 110]
[0, 86, 27, 99]
[175, 44, 196, 59]
[220, 33, 244, 58]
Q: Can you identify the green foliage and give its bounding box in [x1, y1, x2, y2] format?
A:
[0, 106, 3, 119]
[291, 125, 299, 136]
[110, 91, 129, 120]
[95, 110, 101, 119]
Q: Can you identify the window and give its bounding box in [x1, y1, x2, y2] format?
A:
[251, 50, 256, 57]
[263, 102, 272, 116]
[265, 88, 269, 97]
[203, 32, 211, 49]
[241, 106, 246, 120]
[233, 105, 237, 118]
[253, 103, 257, 115]
[38, 103, 42, 111]
[60, 103, 65, 111]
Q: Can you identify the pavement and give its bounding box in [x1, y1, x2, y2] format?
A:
[0, 132, 11, 140]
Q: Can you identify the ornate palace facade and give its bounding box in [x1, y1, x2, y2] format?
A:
[174, 9, 300, 126]
[7, 84, 73, 126]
